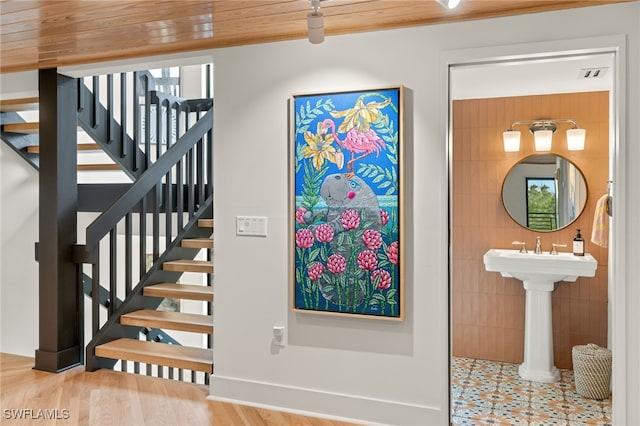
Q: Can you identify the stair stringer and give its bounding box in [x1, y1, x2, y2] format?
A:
[0, 111, 39, 169]
[85, 195, 213, 372]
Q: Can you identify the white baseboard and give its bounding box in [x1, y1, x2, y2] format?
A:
[208, 375, 445, 426]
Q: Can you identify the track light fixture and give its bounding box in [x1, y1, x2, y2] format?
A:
[308, 0, 324, 44]
[436, 0, 462, 9]
[502, 119, 586, 152]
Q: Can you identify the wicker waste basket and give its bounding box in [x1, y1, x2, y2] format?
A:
[572, 343, 612, 400]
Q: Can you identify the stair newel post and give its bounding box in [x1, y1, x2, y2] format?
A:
[34, 70, 81, 373]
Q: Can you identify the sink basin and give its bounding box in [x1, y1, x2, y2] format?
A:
[483, 248, 597, 382]
[484, 249, 597, 285]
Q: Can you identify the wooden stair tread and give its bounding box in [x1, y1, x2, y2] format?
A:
[163, 259, 213, 274]
[0, 97, 39, 112]
[95, 338, 212, 373]
[77, 163, 121, 171]
[181, 238, 213, 249]
[121, 309, 213, 334]
[198, 219, 214, 228]
[2, 122, 38, 133]
[144, 283, 213, 301]
[27, 143, 101, 154]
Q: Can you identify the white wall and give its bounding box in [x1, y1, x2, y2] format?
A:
[210, 3, 639, 425]
[0, 143, 39, 356]
[0, 69, 39, 357]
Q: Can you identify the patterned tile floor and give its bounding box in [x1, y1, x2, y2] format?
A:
[451, 357, 612, 426]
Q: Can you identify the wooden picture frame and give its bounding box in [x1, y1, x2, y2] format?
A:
[289, 86, 405, 320]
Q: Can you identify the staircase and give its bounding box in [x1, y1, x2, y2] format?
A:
[0, 69, 214, 382]
[94, 218, 214, 376]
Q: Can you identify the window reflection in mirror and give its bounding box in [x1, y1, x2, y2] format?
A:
[526, 177, 557, 230]
[502, 154, 588, 232]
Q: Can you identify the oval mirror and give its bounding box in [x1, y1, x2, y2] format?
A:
[502, 154, 588, 232]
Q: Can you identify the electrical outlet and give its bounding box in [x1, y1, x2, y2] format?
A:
[236, 216, 267, 237]
[273, 325, 285, 344]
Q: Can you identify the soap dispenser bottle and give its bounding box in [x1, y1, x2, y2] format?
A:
[573, 229, 585, 256]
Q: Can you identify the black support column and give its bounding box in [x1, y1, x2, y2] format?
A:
[34, 69, 81, 372]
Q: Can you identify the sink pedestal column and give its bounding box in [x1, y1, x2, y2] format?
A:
[519, 280, 560, 383]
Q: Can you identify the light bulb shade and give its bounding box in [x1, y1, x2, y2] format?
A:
[307, 12, 324, 44]
[566, 128, 586, 151]
[503, 130, 521, 152]
[534, 130, 553, 151]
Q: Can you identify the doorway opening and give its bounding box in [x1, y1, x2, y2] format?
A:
[446, 41, 625, 424]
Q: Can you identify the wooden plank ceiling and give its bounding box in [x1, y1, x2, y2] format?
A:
[0, 0, 631, 73]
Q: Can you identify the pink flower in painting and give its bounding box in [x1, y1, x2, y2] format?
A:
[371, 269, 392, 290]
[380, 209, 389, 226]
[327, 254, 346, 274]
[314, 224, 334, 243]
[362, 229, 383, 251]
[295, 207, 308, 224]
[295, 228, 314, 249]
[307, 262, 324, 281]
[340, 209, 360, 230]
[386, 241, 399, 265]
[357, 250, 378, 271]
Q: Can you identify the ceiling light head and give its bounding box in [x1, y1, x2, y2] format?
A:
[307, 0, 324, 44]
[436, 0, 462, 9]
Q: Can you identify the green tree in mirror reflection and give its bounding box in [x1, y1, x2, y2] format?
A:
[527, 178, 557, 231]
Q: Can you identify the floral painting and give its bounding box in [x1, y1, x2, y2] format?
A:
[290, 87, 404, 320]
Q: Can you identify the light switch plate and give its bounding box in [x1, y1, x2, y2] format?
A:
[236, 216, 267, 237]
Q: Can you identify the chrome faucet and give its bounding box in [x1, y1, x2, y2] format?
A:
[534, 236, 542, 254]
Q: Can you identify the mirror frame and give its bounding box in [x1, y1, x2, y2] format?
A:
[501, 153, 589, 232]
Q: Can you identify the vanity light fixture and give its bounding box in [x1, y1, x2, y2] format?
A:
[307, 0, 324, 44]
[436, 0, 462, 9]
[502, 119, 586, 152]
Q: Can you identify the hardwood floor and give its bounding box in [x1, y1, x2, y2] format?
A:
[0, 353, 354, 426]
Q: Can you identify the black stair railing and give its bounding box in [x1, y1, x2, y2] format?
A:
[2, 70, 162, 177]
[77, 71, 159, 179]
[84, 97, 213, 378]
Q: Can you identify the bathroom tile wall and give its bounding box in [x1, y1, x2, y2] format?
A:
[452, 91, 609, 369]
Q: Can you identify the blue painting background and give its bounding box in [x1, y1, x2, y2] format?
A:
[292, 88, 401, 317]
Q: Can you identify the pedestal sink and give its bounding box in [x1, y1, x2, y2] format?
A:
[483, 249, 597, 382]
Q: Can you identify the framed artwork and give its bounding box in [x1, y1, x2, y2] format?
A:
[290, 86, 404, 320]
